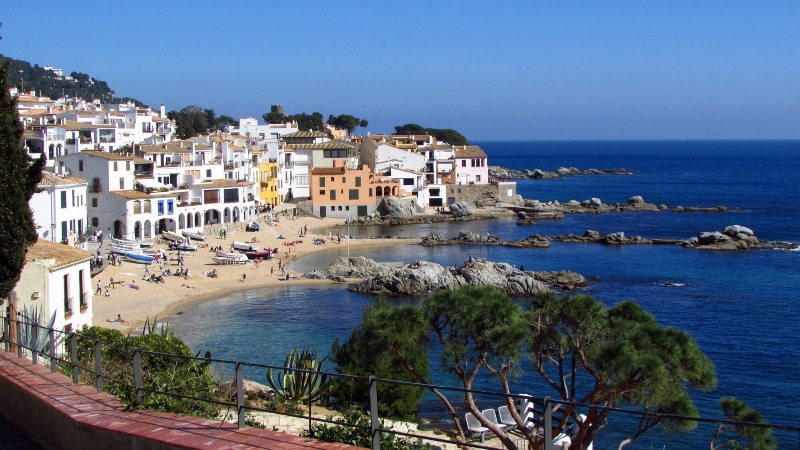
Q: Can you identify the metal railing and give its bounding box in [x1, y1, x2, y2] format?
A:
[1, 313, 798, 450]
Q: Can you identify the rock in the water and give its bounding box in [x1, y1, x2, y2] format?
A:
[629, 196, 645, 205]
[684, 226, 760, 250]
[603, 231, 626, 244]
[589, 197, 602, 207]
[516, 212, 536, 226]
[584, 230, 600, 238]
[533, 271, 587, 291]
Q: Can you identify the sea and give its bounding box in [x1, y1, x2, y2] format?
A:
[167, 140, 800, 448]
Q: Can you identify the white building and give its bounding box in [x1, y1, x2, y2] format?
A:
[13, 240, 93, 333]
[30, 172, 89, 245]
[359, 138, 427, 174]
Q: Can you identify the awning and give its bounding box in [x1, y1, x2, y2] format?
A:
[136, 178, 170, 189]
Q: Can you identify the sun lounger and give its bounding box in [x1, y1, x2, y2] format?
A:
[482, 408, 512, 432]
[498, 405, 518, 429]
[465, 412, 489, 443]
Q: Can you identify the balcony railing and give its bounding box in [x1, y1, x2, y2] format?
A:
[79, 137, 92, 144]
[89, 184, 102, 193]
[64, 297, 73, 316]
[80, 291, 88, 312]
[99, 137, 116, 143]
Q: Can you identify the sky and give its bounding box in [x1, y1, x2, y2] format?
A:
[2, 1, 799, 140]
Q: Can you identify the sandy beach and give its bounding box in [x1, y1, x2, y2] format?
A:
[91, 210, 420, 333]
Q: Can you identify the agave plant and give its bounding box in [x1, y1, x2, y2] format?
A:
[266, 347, 331, 403]
[18, 305, 58, 354]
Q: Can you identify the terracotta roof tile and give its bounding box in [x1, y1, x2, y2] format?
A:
[39, 172, 87, 186]
[311, 166, 346, 175]
[454, 146, 487, 158]
[25, 240, 92, 269]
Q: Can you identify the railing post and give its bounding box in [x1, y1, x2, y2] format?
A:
[369, 376, 379, 450]
[49, 327, 56, 373]
[308, 367, 313, 438]
[133, 348, 142, 406]
[544, 396, 553, 450]
[31, 322, 38, 365]
[3, 313, 9, 353]
[16, 319, 23, 358]
[95, 340, 103, 393]
[70, 334, 78, 383]
[236, 361, 244, 429]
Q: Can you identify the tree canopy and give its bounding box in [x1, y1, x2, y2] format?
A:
[393, 123, 469, 146]
[0, 60, 45, 299]
[262, 110, 368, 135]
[167, 105, 236, 139]
[339, 286, 720, 449]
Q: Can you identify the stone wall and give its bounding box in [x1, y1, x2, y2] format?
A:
[445, 181, 517, 205]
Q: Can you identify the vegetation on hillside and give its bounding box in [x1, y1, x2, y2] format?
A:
[394, 123, 469, 146]
[0, 60, 45, 299]
[167, 105, 236, 139]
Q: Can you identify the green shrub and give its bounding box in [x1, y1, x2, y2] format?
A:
[303, 406, 432, 450]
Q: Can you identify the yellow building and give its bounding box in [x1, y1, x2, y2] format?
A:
[259, 160, 280, 207]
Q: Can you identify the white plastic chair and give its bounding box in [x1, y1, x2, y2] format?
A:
[498, 405, 518, 428]
[465, 412, 489, 442]
[482, 408, 512, 432]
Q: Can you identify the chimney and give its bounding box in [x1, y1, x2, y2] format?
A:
[160, 104, 166, 118]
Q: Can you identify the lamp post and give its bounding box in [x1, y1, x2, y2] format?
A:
[303, 354, 314, 436]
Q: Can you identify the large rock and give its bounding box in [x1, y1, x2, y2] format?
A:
[684, 225, 760, 250]
[381, 197, 416, 217]
[533, 271, 587, 291]
[629, 196, 645, 205]
[449, 201, 473, 217]
[342, 257, 566, 297]
[326, 256, 396, 279]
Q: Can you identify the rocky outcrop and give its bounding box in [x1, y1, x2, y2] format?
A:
[421, 229, 547, 247]
[516, 212, 536, 226]
[490, 166, 634, 180]
[682, 225, 760, 250]
[334, 257, 583, 296]
[673, 205, 742, 212]
[449, 201, 473, 218]
[381, 197, 417, 217]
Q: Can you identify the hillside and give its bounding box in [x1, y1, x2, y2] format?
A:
[1, 53, 145, 106]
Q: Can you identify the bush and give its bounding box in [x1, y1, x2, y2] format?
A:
[303, 406, 432, 450]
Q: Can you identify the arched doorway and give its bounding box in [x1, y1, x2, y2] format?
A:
[113, 220, 123, 239]
[178, 213, 185, 229]
[144, 220, 152, 238]
[134, 221, 142, 239]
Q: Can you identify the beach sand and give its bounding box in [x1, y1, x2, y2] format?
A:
[92, 211, 419, 333]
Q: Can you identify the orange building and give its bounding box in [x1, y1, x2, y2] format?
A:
[310, 159, 400, 218]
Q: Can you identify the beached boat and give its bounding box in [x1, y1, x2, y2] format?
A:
[211, 254, 248, 265]
[161, 231, 184, 243]
[110, 245, 142, 255]
[216, 250, 243, 259]
[124, 252, 155, 264]
[182, 230, 207, 241]
[170, 241, 198, 251]
[110, 236, 153, 248]
[231, 241, 259, 252]
[245, 251, 273, 260]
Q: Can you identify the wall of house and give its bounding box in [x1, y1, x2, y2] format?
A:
[15, 260, 93, 332]
[446, 182, 517, 205]
[30, 184, 88, 243]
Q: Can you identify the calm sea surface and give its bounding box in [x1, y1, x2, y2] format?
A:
[168, 141, 800, 448]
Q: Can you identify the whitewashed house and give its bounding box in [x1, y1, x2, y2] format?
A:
[30, 172, 89, 245]
[454, 146, 489, 185]
[14, 240, 93, 333]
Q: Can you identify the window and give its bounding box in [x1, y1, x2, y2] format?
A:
[61, 191, 67, 208]
[346, 206, 350, 211]
[133, 201, 141, 214]
[157, 200, 164, 215]
[369, 188, 373, 197]
[461, 160, 466, 167]
[92, 198, 98, 207]
[342, 177, 346, 183]
[206, 169, 212, 178]
[330, 190, 336, 200]
[78, 270, 86, 309]
[113, 161, 118, 171]
[355, 177, 361, 187]
[72, 190, 76, 207]
[338, 206, 343, 211]
[404, 179, 414, 185]
[349, 189, 359, 200]
[319, 190, 325, 195]
[78, 160, 84, 171]
[120, 177, 125, 190]
[323, 149, 347, 158]
[63, 274, 71, 314]
[319, 177, 325, 187]
[476, 175, 481, 182]
[223, 189, 239, 203]
[471, 159, 476, 167]
[91, 217, 99, 227]
[143, 200, 151, 213]
[167, 200, 174, 214]
[330, 177, 334, 182]
[430, 188, 440, 196]
[330, 206, 335, 212]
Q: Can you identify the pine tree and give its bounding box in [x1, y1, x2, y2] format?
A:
[0, 60, 45, 299]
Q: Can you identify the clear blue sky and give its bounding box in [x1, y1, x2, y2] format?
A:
[2, 1, 799, 140]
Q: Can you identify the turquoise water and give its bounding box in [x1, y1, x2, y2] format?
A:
[168, 141, 800, 448]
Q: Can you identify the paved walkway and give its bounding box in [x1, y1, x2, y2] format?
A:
[0, 350, 356, 450]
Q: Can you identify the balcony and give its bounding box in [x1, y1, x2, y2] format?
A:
[89, 183, 102, 193]
[64, 296, 73, 317]
[66, 138, 77, 145]
[80, 291, 89, 312]
[99, 137, 116, 143]
[79, 137, 92, 144]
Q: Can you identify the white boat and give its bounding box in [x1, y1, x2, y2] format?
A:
[161, 231, 184, 242]
[211, 255, 248, 265]
[110, 245, 142, 255]
[182, 230, 207, 242]
[231, 241, 259, 252]
[124, 252, 156, 264]
[110, 236, 154, 248]
[170, 241, 198, 251]
[216, 250, 243, 259]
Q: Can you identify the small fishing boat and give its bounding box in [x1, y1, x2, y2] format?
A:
[110, 236, 154, 248]
[182, 230, 207, 241]
[211, 254, 248, 265]
[161, 230, 184, 243]
[231, 241, 259, 252]
[170, 241, 198, 251]
[245, 251, 273, 260]
[216, 250, 243, 259]
[110, 245, 141, 255]
[124, 252, 155, 264]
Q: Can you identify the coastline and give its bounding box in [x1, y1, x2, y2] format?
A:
[93, 213, 420, 334]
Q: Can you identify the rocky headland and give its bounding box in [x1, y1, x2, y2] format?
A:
[323, 256, 586, 296]
[489, 166, 634, 179]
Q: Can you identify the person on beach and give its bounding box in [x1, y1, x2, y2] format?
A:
[109, 277, 115, 289]
[241, 273, 247, 282]
[105, 290, 110, 297]
[96, 280, 102, 295]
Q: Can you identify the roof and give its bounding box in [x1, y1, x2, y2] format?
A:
[61, 120, 101, 131]
[286, 142, 354, 150]
[454, 145, 487, 159]
[80, 150, 136, 161]
[112, 190, 177, 200]
[311, 166, 346, 176]
[39, 172, 87, 186]
[138, 143, 192, 154]
[16, 95, 55, 103]
[25, 240, 92, 269]
[195, 179, 255, 188]
[282, 131, 329, 139]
